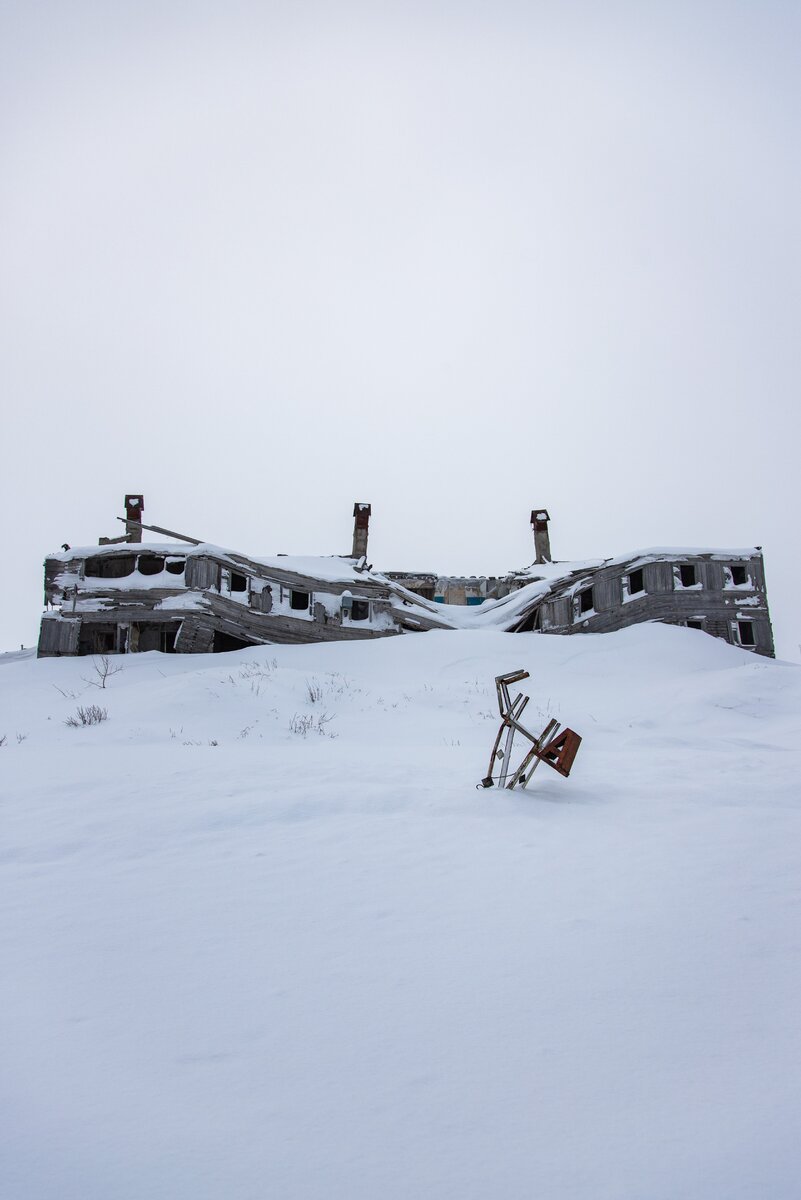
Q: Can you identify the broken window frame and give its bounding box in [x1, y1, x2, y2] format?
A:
[349, 598, 370, 622]
[577, 587, 594, 616]
[736, 620, 756, 648]
[290, 589, 311, 612]
[627, 567, 645, 595]
[84, 555, 136, 580]
[221, 568, 249, 595]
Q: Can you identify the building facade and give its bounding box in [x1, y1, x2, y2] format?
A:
[37, 500, 774, 658]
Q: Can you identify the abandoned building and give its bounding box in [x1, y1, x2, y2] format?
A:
[37, 498, 775, 658]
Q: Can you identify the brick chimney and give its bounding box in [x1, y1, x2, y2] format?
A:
[352, 502, 371, 559]
[125, 494, 145, 543]
[531, 509, 551, 564]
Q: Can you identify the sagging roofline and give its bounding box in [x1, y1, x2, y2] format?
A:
[37, 497, 774, 658]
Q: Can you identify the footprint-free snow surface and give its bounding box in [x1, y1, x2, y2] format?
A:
[2, 626, 800, 1200]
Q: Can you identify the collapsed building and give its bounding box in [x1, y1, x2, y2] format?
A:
[37, 497, 775, 658]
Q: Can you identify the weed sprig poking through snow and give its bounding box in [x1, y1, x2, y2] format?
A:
[288, 712, 337, 738]
[65, 705, 108, 728]
[221, 658, 279, 697]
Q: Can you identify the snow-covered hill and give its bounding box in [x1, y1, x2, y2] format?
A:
[2, 626, 800, 1200]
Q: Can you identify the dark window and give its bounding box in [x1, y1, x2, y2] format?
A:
[628, 568, 644, 594]
[160, 628, 177, 653]
[350, 599, 370, 621]
[730, 565, 747, 586]
[230, 571, 247, 593]
[687, 620, 703, 631]
[679, 564, 697, 588]
[290, 590, 310, 611]
[166, 559, 185, 575]
[85, 555, 135, 579]
[579, 588, 594, 614]
[138, 555, 165, 576]
[738, 621, 756, 647]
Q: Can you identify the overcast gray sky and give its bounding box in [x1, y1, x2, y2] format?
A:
[2, 0, 799, 657]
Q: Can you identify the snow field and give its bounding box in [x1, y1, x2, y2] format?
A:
[1, 626, 800, 1199]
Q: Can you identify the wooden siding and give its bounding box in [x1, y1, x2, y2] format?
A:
[174, 618, 214, 653]
[594, 575, 621, 612]
[643, 562, 674, 593]
[511, 552, 774, 658]
[185, 557, 220, 591]
[38, 617, 80, 657]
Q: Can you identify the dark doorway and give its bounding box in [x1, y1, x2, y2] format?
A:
[78, 625, 117, 655]
[213, 630, 257, 653]
[515, 607, 541, 632]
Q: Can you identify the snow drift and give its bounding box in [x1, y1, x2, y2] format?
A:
[1, 625, 800, 1200]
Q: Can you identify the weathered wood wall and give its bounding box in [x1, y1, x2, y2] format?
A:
[38, 544, 774, 659]
[530, 552, 773, 657]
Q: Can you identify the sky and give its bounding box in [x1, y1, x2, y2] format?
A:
[1, 0, 799, 657]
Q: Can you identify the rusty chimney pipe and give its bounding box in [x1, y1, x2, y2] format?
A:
[352, 502, 371, 559]
[531, 508, 551, 564]
[125, 494, 145, 543]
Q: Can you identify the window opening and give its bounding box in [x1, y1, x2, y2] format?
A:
[738, 621, 755, 647]
[290, 590, 310, 611]
[730, 565, 747, 586]
[578, 588, 594, 614]
[230, 571, 247, 593]
[679, 564, 697, 587]
[165, 559, 185, 575]
[350, 599, 370, 621]
[687, 620, 703, 631]
[138, 555, 165, 576]
[85, 555, 135, 579]
[628, 568, 644, 594]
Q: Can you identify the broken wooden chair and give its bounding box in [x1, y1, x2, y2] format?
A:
[479, 669, 582, 789]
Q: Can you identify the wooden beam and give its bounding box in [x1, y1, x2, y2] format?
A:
[116, 518, 203, 545]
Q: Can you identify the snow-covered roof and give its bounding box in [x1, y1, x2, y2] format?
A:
[49, 543, 385, 586]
